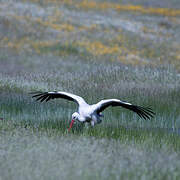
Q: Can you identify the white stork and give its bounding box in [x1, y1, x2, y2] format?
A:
[31, 91, 155, 131]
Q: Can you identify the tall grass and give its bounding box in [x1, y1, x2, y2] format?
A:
[0, 57, 180, 133]
[0, 125, 180, 180]
[0, 0, 180, 179]
[0, 52, 180, 180]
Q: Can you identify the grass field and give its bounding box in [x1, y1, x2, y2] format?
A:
[0, 0, 180, 179]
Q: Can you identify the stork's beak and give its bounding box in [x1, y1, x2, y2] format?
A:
[68, 119, 75, 131]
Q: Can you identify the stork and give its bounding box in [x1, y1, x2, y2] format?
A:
[31, 91, 155, 131]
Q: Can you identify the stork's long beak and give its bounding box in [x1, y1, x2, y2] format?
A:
[68, 119, 75, 131]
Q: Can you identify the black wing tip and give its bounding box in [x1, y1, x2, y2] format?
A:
[30, 91, 49, 102]
[32, 93, 47, 98]
[142, 107, 155, 116]
[136, 106, 155, 120]
[31, 91, 61, 102]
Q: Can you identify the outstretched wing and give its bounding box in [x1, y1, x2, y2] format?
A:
[95, 99, 155, 120]
[31, 91, 87, 106]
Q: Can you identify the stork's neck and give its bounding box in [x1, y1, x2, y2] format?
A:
[77, 113, 86, 122]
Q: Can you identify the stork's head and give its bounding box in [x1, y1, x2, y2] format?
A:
[72, 112, 79, 121]
[68, 112, 79, 131]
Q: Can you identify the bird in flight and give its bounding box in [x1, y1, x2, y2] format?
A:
[31, 91, 155, 131]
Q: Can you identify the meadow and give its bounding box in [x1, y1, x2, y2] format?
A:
[0, 0, 180, 179]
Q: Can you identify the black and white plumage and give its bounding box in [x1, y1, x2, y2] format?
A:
[31, 91, 155, 129]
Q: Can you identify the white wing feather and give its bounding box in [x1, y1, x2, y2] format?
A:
[31, 91, 87, 106]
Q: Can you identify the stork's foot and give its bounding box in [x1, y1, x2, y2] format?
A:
[99, 112, 104, 117]
[97, 119, 102, 124]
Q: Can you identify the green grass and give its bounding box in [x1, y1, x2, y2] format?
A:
[0, 0, 180, 179]
[0, 124, 180, 180]
[0, 89, 180, 151]
[0, 56, 180, 179]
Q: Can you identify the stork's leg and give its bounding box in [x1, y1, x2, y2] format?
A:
[90, 121, 95, 127]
